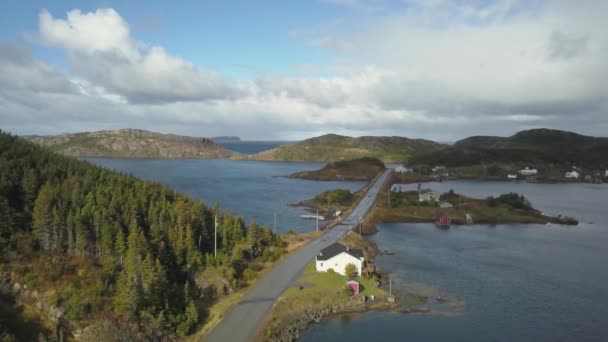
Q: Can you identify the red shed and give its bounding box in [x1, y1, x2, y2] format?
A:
[436, 214, 451, 227]
[347, 280, 360, 295]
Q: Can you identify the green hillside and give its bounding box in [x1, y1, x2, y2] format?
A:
[410, 129, 608, 169]
[0, 130, 282, 339]
[247, 134, 444, 163]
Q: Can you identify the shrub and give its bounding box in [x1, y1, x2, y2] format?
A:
[327, 268, 335, 274]
[341, 285, 353, 297]
[344, 263, 357, 280]
[243, 268, 257, 282]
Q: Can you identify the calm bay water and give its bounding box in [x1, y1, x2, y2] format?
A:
[84, 158, 364, 233]
[302, 180, 608, 342]
[215, 141, 294, 154]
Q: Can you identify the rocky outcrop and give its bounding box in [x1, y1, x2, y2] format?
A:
[0, 272, 69, 340]
[24, 129, 237, 159]
[267, 296, 376, 342]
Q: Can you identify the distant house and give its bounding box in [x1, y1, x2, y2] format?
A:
[347, 280, 360, 294]
[507, 174, 518, 180]
[419, 188, 439, 202]
[605, 170, 608, 178]
[518, 167, 538, 176]
[565, 171, 580, 179]
[316, 242, 364, 276]
[395, 165, 413, 173]
[432, 165, 446, 173]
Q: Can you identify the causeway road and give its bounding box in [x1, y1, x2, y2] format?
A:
[205, 168, 392, 342]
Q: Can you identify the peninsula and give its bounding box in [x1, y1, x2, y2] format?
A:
[244, 134, 444, 163]
[23, 129, 236, 159]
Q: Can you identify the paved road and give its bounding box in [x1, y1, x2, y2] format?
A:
[205, 169, 392, 342]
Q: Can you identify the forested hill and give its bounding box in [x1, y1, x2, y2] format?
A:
[245, 133, 444, 162]
[0, 130, 283, 340]
[24, 128, 236, 159]
[409, 129, 608, 169]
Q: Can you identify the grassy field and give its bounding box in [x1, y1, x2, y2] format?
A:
[282, 261, 384, 299]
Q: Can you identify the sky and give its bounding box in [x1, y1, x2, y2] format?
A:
[0, 0, 607, 141]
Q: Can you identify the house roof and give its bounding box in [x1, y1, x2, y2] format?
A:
[420, 188, 435, 194]
[317, 242, 364, 261]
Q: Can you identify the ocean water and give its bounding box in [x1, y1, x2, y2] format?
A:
[216, 141, 294, 154]
[84, 158, 364, 233]
[302, 181, 608, 342]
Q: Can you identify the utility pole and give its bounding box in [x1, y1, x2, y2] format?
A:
[359, 217, 363, 236]
[389, 275, 392, 297]
[387, 187, 391, 208]
[316, 210, 319, 232]
[273, 213, 277, 234]
[214, 215, 218, 258]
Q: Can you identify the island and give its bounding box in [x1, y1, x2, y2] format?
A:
[23, 128, 237, 159]
[288, 157, 386, 181]
[360, 180, 578, 235]
[211, 136, 241, 143]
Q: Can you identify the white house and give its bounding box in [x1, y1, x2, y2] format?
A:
[395, 165, 413, 173]
[565, 170, 580, 179]
[316, 243, 364, 276]
[518, 167, 538, 176]
[507, 174, 518, 180]
[432, 165, 446, 173]
[419, 188, 439, 202]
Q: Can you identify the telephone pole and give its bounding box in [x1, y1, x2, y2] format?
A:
[273, 213, 277, 234]
[316, 210, 319, 232]
[359, 216, 363, 236]
[214, 215, 218, 258]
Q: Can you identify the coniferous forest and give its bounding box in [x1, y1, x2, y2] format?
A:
[0, 130, 284, 339]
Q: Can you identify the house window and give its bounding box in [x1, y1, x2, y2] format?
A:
[320, 263, 323, 267]
[335, 263, 338, 267]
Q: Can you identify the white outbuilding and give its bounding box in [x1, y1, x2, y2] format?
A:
[395, 165, 413, 173]
[518, 167, 538, 176]
[565, 171, 580, 179]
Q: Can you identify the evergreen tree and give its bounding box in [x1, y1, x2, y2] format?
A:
[32, 182, 54, 250]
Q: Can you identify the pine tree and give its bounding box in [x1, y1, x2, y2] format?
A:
[32, 182, 54, 250]
[0, 197, 14, 236]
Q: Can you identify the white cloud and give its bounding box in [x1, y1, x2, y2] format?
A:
[38, 8, 241, 104]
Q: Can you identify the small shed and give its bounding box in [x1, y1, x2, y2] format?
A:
[565, 171, 579, 179]
[395, 166, 413, 173]
[439, 201, 453, 208]
[436, 214, 451, 227]
[347, 280, 360, 295]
